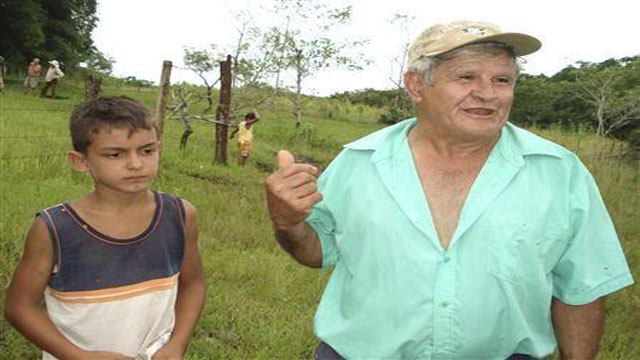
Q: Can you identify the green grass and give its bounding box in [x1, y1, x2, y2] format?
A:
[0, 78, 638, 359]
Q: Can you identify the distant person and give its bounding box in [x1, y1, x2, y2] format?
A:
[230, 109, 261, 165]
[23, 58, 42, 95]
[4, 96, 206, 359]
[40, 60, 64, 98]
[0, 55, 5, 92]
[265, 20, 634, 359]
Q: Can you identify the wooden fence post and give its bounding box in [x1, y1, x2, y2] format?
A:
[215, 55, 232, 164]
[154, 60, 172, 153]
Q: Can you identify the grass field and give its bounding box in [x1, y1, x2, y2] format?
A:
[0, 78, 638, 359]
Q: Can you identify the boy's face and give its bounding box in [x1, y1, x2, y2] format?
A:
[69, 127, 159, 194]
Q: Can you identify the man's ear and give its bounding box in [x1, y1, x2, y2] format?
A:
[404, 72, 425, 104]
[68, 151, 89, 172]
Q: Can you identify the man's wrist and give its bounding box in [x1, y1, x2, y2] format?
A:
[274, 222, 308, 239]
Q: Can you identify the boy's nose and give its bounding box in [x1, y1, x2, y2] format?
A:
[127, 154, 144, 169]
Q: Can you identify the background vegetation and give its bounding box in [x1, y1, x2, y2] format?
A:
[0, 73, 638, 358]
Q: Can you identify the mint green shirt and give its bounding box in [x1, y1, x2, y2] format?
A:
[306, 119, 633, 359]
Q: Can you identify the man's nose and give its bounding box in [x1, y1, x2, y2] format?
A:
[470, 79, 498, 100]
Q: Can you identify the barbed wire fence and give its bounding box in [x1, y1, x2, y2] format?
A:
[0, 60, 238, 163]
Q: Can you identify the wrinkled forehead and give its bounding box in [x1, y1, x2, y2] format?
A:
[437, 46, 518, 72]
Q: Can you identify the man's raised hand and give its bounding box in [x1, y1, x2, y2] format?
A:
[265, 150, 323, 231]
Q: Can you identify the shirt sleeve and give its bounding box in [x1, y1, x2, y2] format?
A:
[305, 151, 348, 268]
[551, 157, 634, 305]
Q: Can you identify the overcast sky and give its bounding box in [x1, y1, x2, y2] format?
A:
[93, 0, 639, 96]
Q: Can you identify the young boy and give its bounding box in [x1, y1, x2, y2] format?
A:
[5, 96, 206, 359]
[229, 109, 261, 165]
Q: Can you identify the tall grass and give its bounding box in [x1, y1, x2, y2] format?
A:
[0, 79, 638, 359]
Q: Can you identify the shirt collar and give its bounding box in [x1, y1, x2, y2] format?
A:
[344, 118, 565, 165]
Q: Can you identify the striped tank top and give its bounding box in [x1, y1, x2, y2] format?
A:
[38, 191, 185, 359]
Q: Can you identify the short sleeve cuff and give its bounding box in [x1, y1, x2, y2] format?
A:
[553, 272, 634, 305]
[306, 217, 338, 268]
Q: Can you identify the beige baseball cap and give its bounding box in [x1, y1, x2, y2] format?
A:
[408, 20, 542, 64]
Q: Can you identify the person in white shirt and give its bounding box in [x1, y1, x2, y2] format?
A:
[40, 60, 64, 98]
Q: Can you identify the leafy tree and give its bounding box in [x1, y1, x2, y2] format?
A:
[183, 45, 222, 113]
[268, 0, 369, 127]
[0, 0, 98, 68]
[0, 0, 46, 65]
[568, 60, 640, 136]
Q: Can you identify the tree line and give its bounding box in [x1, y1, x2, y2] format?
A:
[0, 0, 111, 72]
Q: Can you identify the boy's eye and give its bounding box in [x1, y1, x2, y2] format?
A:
[142, 147, 157, 155]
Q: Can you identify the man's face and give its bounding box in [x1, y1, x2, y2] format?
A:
[416, 50, 517, 141]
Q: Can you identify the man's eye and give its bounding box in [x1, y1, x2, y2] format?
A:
[496, 77, 513, 84]
[459, 75, 473, 80]
[106, 153, 121, 158]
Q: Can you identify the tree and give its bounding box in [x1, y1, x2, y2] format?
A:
[268, 0, 369, 127]
[81, 48, 115, 99]
[0, 0, 99, 69]
[183, 45, 221, 113]
[0, 0, 46, 66]
[571, 60, 640, 136]
[385, 13, 415, 89]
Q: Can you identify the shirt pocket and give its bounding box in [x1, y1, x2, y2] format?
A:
[486, 215, 567, 284]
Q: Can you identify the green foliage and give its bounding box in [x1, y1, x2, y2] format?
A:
[0, 0, 46, 64]
[511, 56, 640, 143]
[0, 0, 98, 68]
[330, 88, 412, 124]
[183, 46, 221, 87]
[287, 123, 335, 150]
[378, 105, 413, 125]
[83, 48, 115, 75]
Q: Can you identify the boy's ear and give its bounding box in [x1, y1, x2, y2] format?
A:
[68, 151, 89, 172]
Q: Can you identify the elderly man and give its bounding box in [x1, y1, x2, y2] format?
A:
[265, 20, 633, 359]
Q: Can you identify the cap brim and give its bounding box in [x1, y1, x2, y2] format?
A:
[465, 32, 541, 56]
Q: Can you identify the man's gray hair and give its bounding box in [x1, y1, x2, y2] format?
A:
[406, 42, 522, 85]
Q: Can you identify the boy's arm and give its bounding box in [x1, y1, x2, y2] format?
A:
[154, 200, 206, 359]
[5, 217, 130, 359]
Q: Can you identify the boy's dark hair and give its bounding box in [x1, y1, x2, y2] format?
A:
[69, 96, 155, 153]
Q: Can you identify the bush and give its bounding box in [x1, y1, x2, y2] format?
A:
[288, 123, 336, 150]
[379, 106, 413, 125]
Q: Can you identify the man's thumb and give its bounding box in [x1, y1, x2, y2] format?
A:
[277, 150, 295, 169]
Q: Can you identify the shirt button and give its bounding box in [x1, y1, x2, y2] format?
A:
[440, 301, 450, 308]
[443, 256, 451, 263]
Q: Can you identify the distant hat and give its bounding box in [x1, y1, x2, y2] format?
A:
[49, 60, 59, 67]
[408, 20, 541, 64]
[33, 58, 40, 62]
